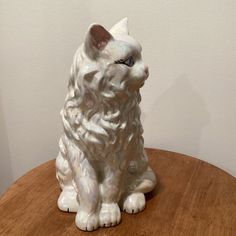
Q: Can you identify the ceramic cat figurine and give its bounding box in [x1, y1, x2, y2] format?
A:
[56, 18, 156, 231]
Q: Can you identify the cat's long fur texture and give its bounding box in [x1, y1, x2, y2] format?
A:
[56, 18, 156, 231]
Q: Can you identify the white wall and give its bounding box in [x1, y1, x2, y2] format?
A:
[0, 0, 236, 194]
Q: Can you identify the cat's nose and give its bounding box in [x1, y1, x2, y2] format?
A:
[144, 66, 149, 78]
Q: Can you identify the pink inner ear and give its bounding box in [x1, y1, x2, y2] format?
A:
[90, 25, 112, 50]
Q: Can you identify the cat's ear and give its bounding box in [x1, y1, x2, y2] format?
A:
[84, 24, 113, 59]
[109, 17, 129, 36]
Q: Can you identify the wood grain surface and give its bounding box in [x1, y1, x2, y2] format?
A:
[0, 148, 236, 236]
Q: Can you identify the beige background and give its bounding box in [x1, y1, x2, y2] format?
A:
[0, 0, 236, 194]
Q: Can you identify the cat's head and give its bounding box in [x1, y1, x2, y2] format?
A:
[85, 18, 149, 90]
[71, 18, 149, 101]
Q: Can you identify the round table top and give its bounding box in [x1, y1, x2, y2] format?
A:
[0, 148, 236, 236]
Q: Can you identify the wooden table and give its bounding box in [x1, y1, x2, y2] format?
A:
[0, 148, 236, 236]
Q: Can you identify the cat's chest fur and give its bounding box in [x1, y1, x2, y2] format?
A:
[62, 92, 143, 163]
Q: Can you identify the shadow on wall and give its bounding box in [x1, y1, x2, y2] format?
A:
[145, 74, 210, 157]
[0, 91, 13, 195]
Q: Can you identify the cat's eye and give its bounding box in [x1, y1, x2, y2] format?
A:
[115, 56, 135, 67]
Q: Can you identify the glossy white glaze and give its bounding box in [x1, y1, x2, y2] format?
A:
[56, 18, 156, 231]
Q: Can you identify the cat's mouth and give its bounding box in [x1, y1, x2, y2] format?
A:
[128, 77, 146, 90]
[109, 75, 146, 93]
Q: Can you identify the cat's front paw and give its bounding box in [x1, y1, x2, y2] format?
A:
[99, 203, 121, 227]
[75, 210, 99, 231]
[123, 192, 145, 214]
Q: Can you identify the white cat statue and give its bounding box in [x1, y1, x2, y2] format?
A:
[56, 18, 156, 231]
